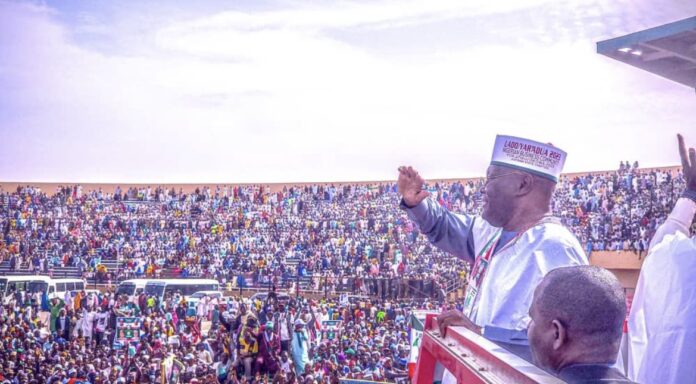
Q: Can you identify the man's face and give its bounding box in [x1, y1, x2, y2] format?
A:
[481, 165, 522, 227]
[527, 281, 556, 371]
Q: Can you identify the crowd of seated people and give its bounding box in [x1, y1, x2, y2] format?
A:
[0, 164, 689, 287]
[0, 163, 688, 291]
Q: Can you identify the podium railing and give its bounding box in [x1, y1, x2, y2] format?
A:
[413, 314, 564, 384]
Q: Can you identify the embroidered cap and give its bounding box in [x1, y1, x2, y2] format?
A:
[490, 135, 567, 182]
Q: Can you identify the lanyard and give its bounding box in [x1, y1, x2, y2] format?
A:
[463, 229, 502, 317]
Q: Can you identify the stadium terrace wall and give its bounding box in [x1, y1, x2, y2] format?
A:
[0, 166, 680, 194]
[589, 251, 643, 292]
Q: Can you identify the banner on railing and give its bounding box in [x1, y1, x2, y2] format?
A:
[408, 310, 439, 377]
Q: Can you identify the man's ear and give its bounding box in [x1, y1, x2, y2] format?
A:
[551, 319, 566, 351]
[515, 173, 535, 196]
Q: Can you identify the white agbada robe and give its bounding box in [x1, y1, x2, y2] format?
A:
[208, 297, 218, 315]
[405, 198, 587, 333]
[628, 197, 696, 384]
[64, 291, 72, 309]
[81, 309, 96, 339]
[197, 297, 209, 318]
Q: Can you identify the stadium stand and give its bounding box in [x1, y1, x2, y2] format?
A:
[0, 163, 692, 383]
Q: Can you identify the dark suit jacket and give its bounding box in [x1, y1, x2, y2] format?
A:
[557, 364, 636, 384]
[55, 316, 70, 339]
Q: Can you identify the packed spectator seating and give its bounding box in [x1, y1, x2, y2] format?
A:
[554, 162, 690, 257]
[0, 181, 469, 296]
[0, 163, 690, 291]
[0, 162, 693, 383]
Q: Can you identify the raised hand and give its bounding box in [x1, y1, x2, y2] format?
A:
[397, 166, 430, 208]
[678, 134, 696, 192]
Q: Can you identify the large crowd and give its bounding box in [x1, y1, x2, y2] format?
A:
[0, 163, 690, 292]
[553, 162, 691, 258]
[0, 162, 693, 383]
[0, 286, 437, 383]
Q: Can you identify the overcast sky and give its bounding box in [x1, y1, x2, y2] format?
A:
[1, 0, 695, 184]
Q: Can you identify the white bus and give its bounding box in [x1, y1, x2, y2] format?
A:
[144, 279, 220, 301]
[114, 279, 150, 302]
[27, 278, 86, 300]
[0, 275, 51, 303]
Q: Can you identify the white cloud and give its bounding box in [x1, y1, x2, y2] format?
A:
[0, 0, 695, 183]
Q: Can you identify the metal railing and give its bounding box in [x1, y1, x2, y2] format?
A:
[166, 272, 457, 301]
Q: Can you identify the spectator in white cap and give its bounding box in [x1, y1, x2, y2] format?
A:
[291, 318, 311, 375]
[398, 134, 587, 360]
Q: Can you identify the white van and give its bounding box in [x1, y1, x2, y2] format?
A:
[144, 279, 220, 301]
[27, 278, 86, 300]
[0, 275, 51, 304]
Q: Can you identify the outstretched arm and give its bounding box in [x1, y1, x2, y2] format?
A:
[398, 166, 476, 263]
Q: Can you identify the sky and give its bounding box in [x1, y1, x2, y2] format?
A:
[1, 0, 695, 184]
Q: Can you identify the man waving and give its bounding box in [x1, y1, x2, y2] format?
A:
[398, 135, 587, 358]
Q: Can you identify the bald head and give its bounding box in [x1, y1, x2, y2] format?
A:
[539, 266, 625, 345]
[528, 266, 626, 372]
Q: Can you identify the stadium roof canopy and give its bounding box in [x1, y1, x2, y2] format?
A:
[597, 16, 696, 89]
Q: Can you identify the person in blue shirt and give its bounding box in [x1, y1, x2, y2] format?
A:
[290, 319, 310, 375]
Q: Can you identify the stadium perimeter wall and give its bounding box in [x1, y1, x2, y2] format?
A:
[590, 251, 643, 292]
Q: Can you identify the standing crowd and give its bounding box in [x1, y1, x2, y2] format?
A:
[0, 286, 440, 383]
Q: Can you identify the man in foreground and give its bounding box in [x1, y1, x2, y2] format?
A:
[528, 265, 634, 383]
